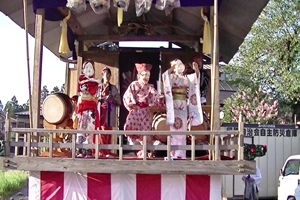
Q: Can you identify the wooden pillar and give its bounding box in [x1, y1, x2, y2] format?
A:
[31, 9, 45, 156]
[64, 62, 70, 95]
[210, 0, 220, 161]
[4, 112, 11, 157]
[32, 8, 45, 129]
[77, 41, 84, 87]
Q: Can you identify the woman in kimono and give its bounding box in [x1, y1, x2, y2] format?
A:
[123, 63, 164, 158]
[162, 58, 203, 159]
[76, 59, 100, 158]
[97, 67, 121, 157]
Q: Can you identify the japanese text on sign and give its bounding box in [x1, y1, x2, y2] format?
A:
[225, 127, 297, 137]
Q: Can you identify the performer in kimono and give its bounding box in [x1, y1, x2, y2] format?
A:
[123, 63, 164, 158]
[194, 54, 210, 105]
[162, 58, 203, 159]
[96, 67, 121, 157]
[76, 59, 100, 158]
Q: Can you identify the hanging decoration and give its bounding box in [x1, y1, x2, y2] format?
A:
[113, 0, 130, 27]
[155, 0, 181, 15]
[89, 0, 110, 15]
[58, 10, 71, 55]
[66, 0, 87, 13]
[201, 8, 211, 55]
[244, 143, 267, 160]
[135, 0, 153, 17]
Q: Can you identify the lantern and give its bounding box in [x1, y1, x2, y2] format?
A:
[90, 0, 110, 14]
[135, 0, 153, 17]
[155, 0, 180, 15]
[66, 0, 87, 13]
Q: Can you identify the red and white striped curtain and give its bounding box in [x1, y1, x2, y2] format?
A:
[28, 171, 221, 200]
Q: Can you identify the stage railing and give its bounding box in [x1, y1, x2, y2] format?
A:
[3, 117, 244, 162]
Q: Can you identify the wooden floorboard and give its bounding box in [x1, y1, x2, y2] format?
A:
[0, 156, 256, 175]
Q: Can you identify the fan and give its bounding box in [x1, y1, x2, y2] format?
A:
[135, 0, 153, 17]
[66, 0, 87, 13]
[155, 0, 181, 15]
[90, 0, 110, 14]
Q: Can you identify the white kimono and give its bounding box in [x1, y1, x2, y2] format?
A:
[163, 71, 203, 158]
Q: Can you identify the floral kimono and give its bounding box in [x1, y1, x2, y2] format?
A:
[163, 71, 203, 159]
[123, 81, 163, 145]
[76, 68, 100, 157]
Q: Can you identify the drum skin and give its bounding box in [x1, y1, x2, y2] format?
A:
[42, 93, 73, 125]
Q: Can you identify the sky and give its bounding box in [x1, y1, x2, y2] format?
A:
[0, 12, 66, 106]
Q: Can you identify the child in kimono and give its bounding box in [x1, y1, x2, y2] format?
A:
[123, 63, 164, 158]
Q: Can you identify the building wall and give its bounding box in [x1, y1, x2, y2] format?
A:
[222, 123, 300, 198]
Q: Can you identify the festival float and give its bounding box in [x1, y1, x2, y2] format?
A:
[0, 0, 270, 199]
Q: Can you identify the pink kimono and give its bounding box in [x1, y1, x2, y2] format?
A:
[123, 80, 163, 144]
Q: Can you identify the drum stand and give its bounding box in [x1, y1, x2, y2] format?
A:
[42, 118, 74, 157]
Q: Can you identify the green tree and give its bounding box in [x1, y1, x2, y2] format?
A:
[51, 86, 60, 94]
[50, 84, 65, 94]
[3, 96, 26, 118]
[223, 0, 300, 121]
[40, 85, 49, 104]
[60, 83, 65, 93]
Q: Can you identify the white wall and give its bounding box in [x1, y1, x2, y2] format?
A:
[222, 124, 300, 198]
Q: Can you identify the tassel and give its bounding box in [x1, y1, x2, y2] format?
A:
[117, 7, 123, 27]
[201, 8, 211, 55]
[58, 10, 71, 55]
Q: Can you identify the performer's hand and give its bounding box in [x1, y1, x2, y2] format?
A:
[192, 62, 200, 77]
[106, 94, 113, 102]
[159, 95, 165, 103]
[80, 84, 88, 92]
[242, 176, 246, 181]
[168, 65, 175, 74]
[90, 78, 101, 84]
[102, 102, 108, 109]
[192, 62, 199, 71]
[131, 105, 138, 111]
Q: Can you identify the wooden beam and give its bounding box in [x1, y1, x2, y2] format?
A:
[77, 34, 199, 42]
[64, 62, 70, 95]
[0, 157, 256, 175]
[103, 20, 174, 27]
[4, 112, 10, 156]
[32, 9, 44, 129]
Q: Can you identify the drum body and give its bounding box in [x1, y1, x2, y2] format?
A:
[42, 93, 74, 125]
[152, 112, 210, 143]
[152, 113, 169, 143]
[188, 113, 210, 143]
[152, 112, 210, 158]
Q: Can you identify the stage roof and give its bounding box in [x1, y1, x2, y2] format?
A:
[0, 0, 269, 63]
